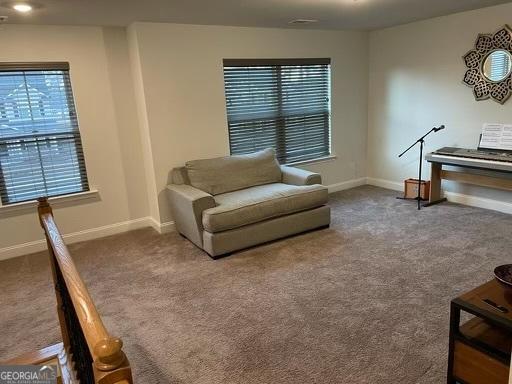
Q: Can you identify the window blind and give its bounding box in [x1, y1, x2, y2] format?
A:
[490, 50, 511, 79]
[0, 63, 88, 205]
[223, 58, 331, 164]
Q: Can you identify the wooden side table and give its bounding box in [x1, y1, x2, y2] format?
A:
[448, 280, 512, 384]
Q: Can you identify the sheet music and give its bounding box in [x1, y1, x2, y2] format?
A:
[479, 123, 512, 151]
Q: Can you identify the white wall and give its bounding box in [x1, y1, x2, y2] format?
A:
[368, 3, 512, 204]
[128, 22, 369, 223]
[0, 25, 149, 258]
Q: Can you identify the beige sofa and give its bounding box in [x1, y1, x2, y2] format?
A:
[167, 149, 330, 258]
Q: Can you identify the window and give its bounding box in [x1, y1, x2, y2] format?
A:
[489, 50, 510, 80]
[0, 62, 88, 205]
[223, 58, 331, 164]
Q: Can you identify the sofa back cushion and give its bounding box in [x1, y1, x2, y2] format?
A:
[171, 167, 190, 185]
[185, 148, 282, 195]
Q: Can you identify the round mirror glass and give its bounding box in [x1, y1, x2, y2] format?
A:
[482, 50, 512, 82]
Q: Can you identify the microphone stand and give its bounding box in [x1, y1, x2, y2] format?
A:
[398, 126, 444, 210]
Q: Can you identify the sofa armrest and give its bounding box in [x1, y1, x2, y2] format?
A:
[166, 184, 216, 247]
[281, 165, 322, 186]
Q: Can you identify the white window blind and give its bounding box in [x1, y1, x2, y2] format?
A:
[0, 62, 88, 205]
[223, 58, 331, 164]
[490, 50, 511, 79]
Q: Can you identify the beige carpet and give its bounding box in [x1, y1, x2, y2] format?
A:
[1, 186, 511, 383]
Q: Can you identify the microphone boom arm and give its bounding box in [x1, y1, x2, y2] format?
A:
[399, 126, 443, 158]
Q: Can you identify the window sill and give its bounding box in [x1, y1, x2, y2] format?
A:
[287, 155, 337, 167]
[0, 189, 100, 215]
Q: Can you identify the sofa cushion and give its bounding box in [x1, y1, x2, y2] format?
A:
[202, 183, 328, 233]
[171, 167, 190, 185]
[185, 148, 281, 195]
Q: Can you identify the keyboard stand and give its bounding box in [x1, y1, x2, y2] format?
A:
[423, 198, 448, 207]
[425, 153, 512, 207]
[424, 162, 448, 206]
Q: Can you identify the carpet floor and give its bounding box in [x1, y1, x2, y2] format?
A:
[1, 186, 511, 383]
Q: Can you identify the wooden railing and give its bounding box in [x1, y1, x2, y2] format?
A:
[37, 197, 133, 384]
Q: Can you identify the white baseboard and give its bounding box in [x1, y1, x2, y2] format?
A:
[328, 178, 367, 193]
[366, 177, 512, 215]
[366, 177, 403, 191]
[443, 191, 512, 215]
[149, 217, 175, 234]
[159, 221, 175, 234]
[0, 217, 152, 261]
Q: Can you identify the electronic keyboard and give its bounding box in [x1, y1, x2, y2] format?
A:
[426, 147, 512, 172]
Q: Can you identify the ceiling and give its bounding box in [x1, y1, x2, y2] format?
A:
[0, 0, 510, 30]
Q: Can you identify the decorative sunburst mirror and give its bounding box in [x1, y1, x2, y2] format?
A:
[462, 25, 512, 104]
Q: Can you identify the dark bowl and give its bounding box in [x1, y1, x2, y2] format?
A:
[494, 264, 512, 290]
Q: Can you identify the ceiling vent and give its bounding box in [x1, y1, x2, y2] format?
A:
[289, 19, 318, 25]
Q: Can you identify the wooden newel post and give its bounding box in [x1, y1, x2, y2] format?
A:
[93, 337, 126, 371]
[93, 336, 133, 383]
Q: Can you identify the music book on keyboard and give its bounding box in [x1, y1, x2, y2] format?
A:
[479, 123, 512, 151]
